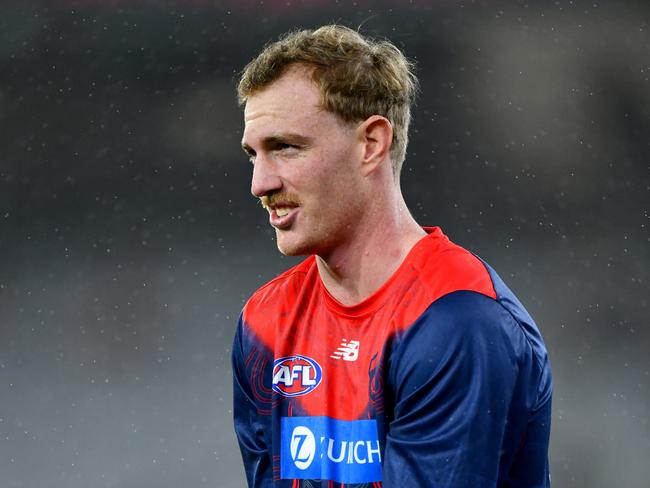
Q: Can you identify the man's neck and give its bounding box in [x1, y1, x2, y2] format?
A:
[315, 200, 426, 306]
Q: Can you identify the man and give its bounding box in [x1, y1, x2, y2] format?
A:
[232, 25, 552, 487]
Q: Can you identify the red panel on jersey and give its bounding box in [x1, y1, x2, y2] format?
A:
[242, 227, 496, 420]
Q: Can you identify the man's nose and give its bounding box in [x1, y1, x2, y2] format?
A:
[250, 155, 282, 198]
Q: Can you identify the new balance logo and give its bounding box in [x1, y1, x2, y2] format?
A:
[330, 340, 360, 362]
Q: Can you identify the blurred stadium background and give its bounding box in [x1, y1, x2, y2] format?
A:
[0, 1, 648, 486]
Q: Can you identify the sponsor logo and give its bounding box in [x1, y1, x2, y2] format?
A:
[330, 339, 360, 362]
[272, 355, 323, 397]
[290, 426, 316, 470]
[281, 416, 383, 484]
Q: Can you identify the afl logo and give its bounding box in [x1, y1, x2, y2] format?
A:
[272, 355, 323, 397]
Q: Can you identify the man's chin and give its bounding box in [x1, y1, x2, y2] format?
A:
[275, 231, 313, 256]
[276, 241, 309, 257]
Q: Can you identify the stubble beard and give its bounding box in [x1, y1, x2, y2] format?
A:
[275, 215, 351, 260]
[274, 227, 315, 256]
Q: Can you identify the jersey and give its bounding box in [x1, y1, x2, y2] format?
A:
[232, 227, 552, 487]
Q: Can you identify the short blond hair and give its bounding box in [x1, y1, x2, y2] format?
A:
[237, 25, 418, 175]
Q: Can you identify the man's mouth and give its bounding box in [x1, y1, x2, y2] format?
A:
[260, 195, 301, 230]
[275, 207, 292, 217]
[269, 206, 299, 229]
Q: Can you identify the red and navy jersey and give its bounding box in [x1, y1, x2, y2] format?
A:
[232, 227, 552, 487]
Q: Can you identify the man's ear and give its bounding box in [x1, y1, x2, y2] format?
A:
[358, 115, 393, 176]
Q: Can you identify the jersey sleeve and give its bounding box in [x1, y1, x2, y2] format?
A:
[383, 291, 551, 487]
[232, 314, 274, 488]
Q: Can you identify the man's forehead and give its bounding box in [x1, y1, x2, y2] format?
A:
[242, 96, 318, 149]
[243, 99, 320, 138]
[244, 68, 322, 121]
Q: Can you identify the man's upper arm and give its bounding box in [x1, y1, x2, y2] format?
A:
[232, 314, 274, 487]
[384, 291, 550, 487]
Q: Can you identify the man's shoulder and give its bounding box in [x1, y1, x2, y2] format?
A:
[242, 255, 316, 320]
[413, 227, 497, 304]
[407, 230, 551, 397]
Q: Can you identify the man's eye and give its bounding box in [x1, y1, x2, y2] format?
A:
[277, 143, 296, 151]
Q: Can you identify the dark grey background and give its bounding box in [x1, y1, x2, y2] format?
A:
[1, 1, 648, 487]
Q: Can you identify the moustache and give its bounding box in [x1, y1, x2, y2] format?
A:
[259, 192, 301, 209]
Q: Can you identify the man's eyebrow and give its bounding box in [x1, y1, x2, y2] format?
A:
[241, 133, 311, 153]
[264, 134, 310, 145]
